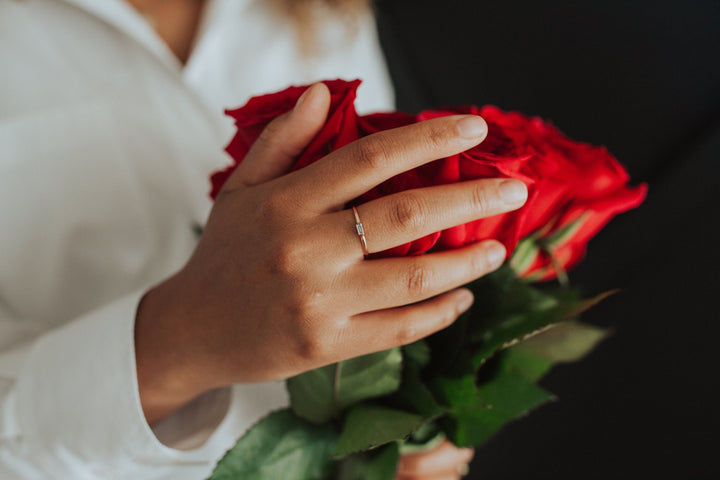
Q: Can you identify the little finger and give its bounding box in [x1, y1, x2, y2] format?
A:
[340, 289, 474, 357]
[342, 241, 505, 314]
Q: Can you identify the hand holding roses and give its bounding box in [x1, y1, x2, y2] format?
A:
[134, 83, 528, 424]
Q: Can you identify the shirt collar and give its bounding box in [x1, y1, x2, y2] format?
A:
[56, 0, 184, 71]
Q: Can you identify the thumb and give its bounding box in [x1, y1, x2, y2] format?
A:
[228, 82, 331, 188]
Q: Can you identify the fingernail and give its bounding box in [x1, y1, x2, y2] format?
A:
[456, 290, 474, 314]
[499, 179, 528, 205]
[486, 241, 507, 268]
[295, 84, 315, 109]
[456, 116, 487, 139]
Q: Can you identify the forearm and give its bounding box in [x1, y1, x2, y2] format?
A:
[135, 272, 216, 425]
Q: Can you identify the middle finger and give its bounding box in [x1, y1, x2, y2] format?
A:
[287, 115, 488, 211]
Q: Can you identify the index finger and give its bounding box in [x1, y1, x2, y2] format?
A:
[288, 115, 488, 212]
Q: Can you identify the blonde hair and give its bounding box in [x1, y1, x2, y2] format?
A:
[268, 0, 372, 53]
[269, 0, 371, 18]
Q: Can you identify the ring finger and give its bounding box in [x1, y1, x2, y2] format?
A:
[325, 178, 527, 261]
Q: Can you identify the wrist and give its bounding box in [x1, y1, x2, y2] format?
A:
[134, 273, 214, 424]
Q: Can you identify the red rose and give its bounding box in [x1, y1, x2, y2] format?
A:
[473, 105, 648, 279]
[212, 80, 647, 280]
[210, 79, 364, 199]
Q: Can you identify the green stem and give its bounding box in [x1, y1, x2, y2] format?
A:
[545, 248, 570, 287]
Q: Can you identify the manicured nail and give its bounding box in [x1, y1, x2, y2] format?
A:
[499, 179, 528, 205]
[456, 290, 475, 314]
[456, 116, 487, 139]
[486, 241, 507, 268]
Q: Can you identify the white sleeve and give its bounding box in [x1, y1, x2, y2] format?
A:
[0, 293, 287, 480]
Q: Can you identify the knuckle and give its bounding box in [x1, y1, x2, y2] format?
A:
[257, 115, 286, 146]
[394, 322, 418, 346]
[294, 316, 337, 362]
[404, 260, 433, 297]
[470, 184, 494, 213]
[469, 249, 493, 275]
[441, 304, 460, 327]
[255, 184, 299, 223]
[423, 122, 453, 151]
[390, 193, 427, 232]
[268, 240, 306, 276]
[295, 332, 325, 361]
[351, 136, 393, 172]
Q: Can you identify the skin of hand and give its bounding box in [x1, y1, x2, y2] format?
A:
[395, 440, 475, 480]
[134, 83, 529, 424]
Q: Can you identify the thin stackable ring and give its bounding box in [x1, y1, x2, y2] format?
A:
[352, 206, 369, 257]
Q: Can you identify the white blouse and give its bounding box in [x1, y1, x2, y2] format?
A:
[0, 0, 394, 478]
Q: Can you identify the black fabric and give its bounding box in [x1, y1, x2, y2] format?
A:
[375, 1, 720, 477]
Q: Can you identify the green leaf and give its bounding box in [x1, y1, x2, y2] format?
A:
[389, 367, 445, 418]
[442, 373, 555, 447]
[337, 442, 400, 480]
[468, 265, 559, 317]
[288, 348, 403, 424]
[334, 404, 424, 456]
[498, 350, 554, 382]
[502, 321, 610, 381]
[424, 309, 473, 375]
[513, 320, 609, 362]
[208, 409, 337, 480]
[469, 290, 615, 370]
[429, 374, 483, 410]
[403, 340, 431, 369]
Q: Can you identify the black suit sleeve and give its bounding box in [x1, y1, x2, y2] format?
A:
[376, 1, 720, 477]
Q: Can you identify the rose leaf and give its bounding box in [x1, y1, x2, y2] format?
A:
[441, 372, 555, 447]
[469, 290, 615, 370]
[501, 320, 610, 381]
[207, 409, 337, 480]
[428, 374, 484, 410]
[388, 366, 446, 418]
[336, 442, 400, 480]
[287, 348, 403, 424]
[333, 404, 424, 456]
[402, 340, 431, 369]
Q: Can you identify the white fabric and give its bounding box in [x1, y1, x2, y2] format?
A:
[0, 0, 394, 478]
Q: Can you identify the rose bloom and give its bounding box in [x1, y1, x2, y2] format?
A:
[211, 80, 647, 281]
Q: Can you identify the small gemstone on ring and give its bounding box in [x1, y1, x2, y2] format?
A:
[356, 224, 365, 235]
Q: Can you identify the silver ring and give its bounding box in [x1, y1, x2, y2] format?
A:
[352, 206, 369, 256]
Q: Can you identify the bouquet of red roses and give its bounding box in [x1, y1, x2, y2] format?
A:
[207, 80, 646, 480]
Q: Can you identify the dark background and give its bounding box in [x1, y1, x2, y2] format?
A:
[376, 1, 720, 478]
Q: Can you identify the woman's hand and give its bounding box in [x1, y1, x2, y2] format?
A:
[135, 83, 528, 423]
[396, 441, 474, 480]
